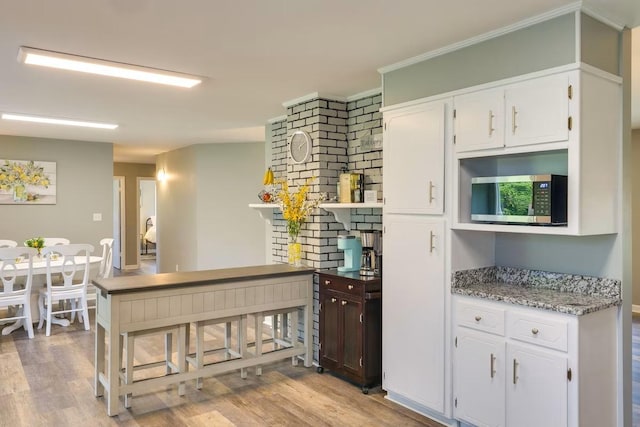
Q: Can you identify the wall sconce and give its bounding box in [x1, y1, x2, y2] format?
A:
[157, 168, 166, 181]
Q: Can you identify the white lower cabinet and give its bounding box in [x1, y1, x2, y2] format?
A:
[506, 343, 567, 427]
[455, 328, 505, 426]
[453, 295, 617, 427]
[383, 215, 446, 415]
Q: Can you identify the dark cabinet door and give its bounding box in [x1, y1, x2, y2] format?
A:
[341, 297, 363, 377]
[320, 291, 341, 368]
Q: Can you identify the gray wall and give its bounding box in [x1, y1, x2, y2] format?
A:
[383, 13, 576, 106]
[0, 135, 113, 252]
[195, 143, 266, 270]
[156, 146, 198, 273]
[581, 13, 621, 76]
[156, 142, 265, 273]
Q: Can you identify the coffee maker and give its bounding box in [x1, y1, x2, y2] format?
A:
[359, 231, 382, 277]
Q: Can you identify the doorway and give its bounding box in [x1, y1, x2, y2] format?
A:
[113, 176, 125, 270]
[137, 177, 156, 270]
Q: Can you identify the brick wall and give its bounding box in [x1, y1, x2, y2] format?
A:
[269, 92, 382, 361]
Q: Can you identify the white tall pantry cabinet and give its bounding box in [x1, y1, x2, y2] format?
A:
[382, 99, 453, 422]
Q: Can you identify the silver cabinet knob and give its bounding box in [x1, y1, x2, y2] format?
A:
[531, 328, 539, 335]
[475, 316, 482, 322]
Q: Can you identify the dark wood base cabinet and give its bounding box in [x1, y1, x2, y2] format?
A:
[317, 270, 382, 394]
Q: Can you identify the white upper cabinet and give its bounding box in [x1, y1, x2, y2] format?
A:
[454, 87, 504, 153]
[505, 74, 570, 148]
[454, 74, 570, 154]
[383, 100, 447, 214]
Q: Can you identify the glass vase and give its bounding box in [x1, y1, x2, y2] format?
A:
[12, 184, 27, 203]
[288, 241, 302, 267]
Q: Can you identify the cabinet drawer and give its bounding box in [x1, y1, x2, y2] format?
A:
[456, 300, 505, 336]
[507, 311, 568, 352]
[319, 275, 362, 297]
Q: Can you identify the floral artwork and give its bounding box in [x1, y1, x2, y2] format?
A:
[0, 159, 56, 204]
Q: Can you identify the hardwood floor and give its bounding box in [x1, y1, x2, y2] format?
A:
[0, 263, 442, 427]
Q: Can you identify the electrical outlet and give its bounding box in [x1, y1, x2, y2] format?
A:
[93, 213, 102, 221]
[175, 264, 179, 272]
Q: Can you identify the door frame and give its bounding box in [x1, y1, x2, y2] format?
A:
[113, 176, 126, 270]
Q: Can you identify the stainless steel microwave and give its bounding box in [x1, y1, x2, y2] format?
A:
[470, 174, 568, 225]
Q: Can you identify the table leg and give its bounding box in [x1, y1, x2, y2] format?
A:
[178, 324, 186, 396]
[255, 312, 263, 376]
[1, 307, 24, 335]
[303, 305, 312, 367]
[107, 322, 120, 416]
[95, 322, 105, 397]
[291, 309, 299, 366]
[239, 316, 247, 379]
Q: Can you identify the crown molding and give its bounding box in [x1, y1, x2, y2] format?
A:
[346, 87, 382, 102]
[282, 92, 347, 108]
[378, 2, 583, 74]
[267, 115, 287, 124]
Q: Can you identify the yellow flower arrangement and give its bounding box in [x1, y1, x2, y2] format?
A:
[274, 177, 325, 242]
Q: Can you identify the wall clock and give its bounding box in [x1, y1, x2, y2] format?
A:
[289, 130, 312, 164]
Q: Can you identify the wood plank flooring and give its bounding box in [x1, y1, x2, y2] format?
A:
[0, 260, 442, 426]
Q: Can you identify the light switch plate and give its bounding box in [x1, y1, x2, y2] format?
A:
[93, 213, 102, 221]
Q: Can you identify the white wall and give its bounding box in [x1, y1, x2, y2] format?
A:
[156, 142, 266, 273]
[139, 179, 156, 237]
[632, 129, 640, 305]
[0, 135, 113, 251]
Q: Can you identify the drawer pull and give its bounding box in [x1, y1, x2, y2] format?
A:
[341, 300, 347, 306]
[474, 316, 482, 322]
[513, 358, 519, 384]
[531, 328, 539, 335]
[331, 298, 337, 303]
[490, 353, 496, 378]
[348, 284, 354, 290]
[324, 280, 331, 285]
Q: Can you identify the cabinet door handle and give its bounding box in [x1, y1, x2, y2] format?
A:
[488, 110, 495, 136]
[341, 300, 347, 306]
[331, 298, 337, 303]
[428, 181, 435, 203]
[429, 231, 436, 253]
[513, 358, 519, 384]
[348, 284, 354, 290]
[511, 106, 518, 134]
[490, 353, 496, 378]
[324, 280, 331, 285]
[474, 315, 482, 322]
[531, 328, 539, 335]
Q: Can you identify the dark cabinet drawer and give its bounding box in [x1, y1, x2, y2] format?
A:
[320, 275, 363, 297]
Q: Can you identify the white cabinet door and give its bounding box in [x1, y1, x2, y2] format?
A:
[505, 74, 570, 148]
[383, 100, 446, 214]
[383, 216, 445, 412]
[455, 328, 506, 427]
[454, 88, 504, 153]
[506, 343, 568, 427]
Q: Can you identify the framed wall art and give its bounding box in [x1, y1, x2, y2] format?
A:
[0, 159, 57, 204]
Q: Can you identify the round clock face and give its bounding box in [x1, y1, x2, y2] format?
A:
[289, 131, 311, 164]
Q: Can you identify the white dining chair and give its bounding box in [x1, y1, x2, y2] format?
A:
[37, 244, 94, 336]
[0, 240, 18, 248]
[98, 238, 114, 279]
[43, 238, 70, 247]
[81, 238, 114, 322]
[0, 246, 38, 338]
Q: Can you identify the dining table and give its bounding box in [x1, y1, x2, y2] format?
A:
[1, 254, 103, 336]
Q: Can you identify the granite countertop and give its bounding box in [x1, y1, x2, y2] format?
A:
[452, 266, 621, 316]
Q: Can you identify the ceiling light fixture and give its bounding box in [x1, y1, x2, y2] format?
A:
[18, 46, 202, 88]
[1, 113, 118, 130]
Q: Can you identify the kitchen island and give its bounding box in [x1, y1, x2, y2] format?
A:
[93, 264, 315, 416]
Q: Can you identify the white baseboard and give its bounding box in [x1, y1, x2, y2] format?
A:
[632, 304, 640, 314]
[123, 264, 139, 271]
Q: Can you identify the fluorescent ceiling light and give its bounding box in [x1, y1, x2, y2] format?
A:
[2, 113, 118, 130]
[18, 46, 202, 88]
